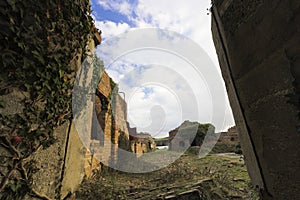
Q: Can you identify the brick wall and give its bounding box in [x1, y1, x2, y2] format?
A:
[97, 71, 112, 98]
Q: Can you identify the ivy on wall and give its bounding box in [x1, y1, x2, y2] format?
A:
[0, 0, 97, 198]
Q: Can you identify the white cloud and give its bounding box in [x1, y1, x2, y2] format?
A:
[94, 20, 130, 39]
[94, 0, 218, 66]
[126, 85, 183, 137]
[96, 0, 133, 15]
[92, 0, 235, 135]
[111, 61, 216, 137]
[132, 0, 218, 66]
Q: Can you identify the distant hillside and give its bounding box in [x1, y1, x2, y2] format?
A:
[168, 120, 215, 151]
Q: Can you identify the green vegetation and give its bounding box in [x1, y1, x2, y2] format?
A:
[211, 144, 237, 154]
[0, 0, 95, 198]
[169, 120, 216, 147]
[77, 152, 259, 200]
[153, 137, 169, 141]
[172, 120, 213, 132]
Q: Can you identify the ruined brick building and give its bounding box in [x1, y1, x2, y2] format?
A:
[217, 126, 239, 144]
[91, 70, 156, 166]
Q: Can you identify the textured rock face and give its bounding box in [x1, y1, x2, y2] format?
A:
[21, 122, 69, 200]
[212, 0, 300, 199]
[0, 88, 29, 116]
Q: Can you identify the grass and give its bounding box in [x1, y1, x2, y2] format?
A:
[76, 151, 259, 200]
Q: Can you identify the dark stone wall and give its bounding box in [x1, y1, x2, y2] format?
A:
[212, 0, 300, 199]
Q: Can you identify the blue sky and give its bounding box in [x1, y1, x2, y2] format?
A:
[91, 0, 135, 26]
[90, 0, 235, 137]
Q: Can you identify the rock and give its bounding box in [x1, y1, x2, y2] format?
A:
[0, 88, 29, 116]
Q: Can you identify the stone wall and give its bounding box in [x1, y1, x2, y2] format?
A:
[92, 71, 132, 166]
[217, 126, 239, 144]
[113, 93, 128, 127]
[210, 126, 240, 154]
[211, 0, 300, 199]
[0, 90, 62, 199]
[0, 34, 108, 200]
[60, 122, 87, 199]
[0, 0, 95, 198]
[61, 34, 99, 199]
[0, 34, 96, 199]
[42, 35, 134, 199]
[130, 133, 156, 157]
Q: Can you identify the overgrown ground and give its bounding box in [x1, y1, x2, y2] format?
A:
[76, 150, 259, 200]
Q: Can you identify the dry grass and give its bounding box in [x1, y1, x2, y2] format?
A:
[76, 151, 259, 200]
